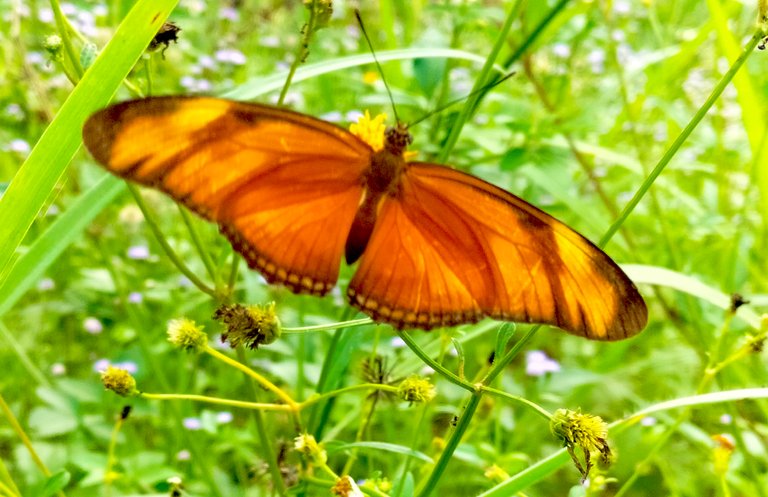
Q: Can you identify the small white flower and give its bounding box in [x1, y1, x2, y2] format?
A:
[215, 48, 247, 65]
[525, 350, 561, 376]
[183, 417, 202, 430]
[127, 245, 150, 260]
[84, 317, 103, 334]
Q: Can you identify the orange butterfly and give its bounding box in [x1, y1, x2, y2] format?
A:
[82, 96, 647, 340]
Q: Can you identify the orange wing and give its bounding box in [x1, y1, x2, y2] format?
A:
[347, 162, 647, 340]
[83, 96, 372, 294]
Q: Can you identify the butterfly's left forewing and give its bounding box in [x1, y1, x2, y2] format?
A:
[83, 96, 373, 294]
[348, 162, 647, 339]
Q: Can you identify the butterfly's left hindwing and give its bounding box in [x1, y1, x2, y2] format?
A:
[347, 162, 647, 340]
[83, 96, 373, 294]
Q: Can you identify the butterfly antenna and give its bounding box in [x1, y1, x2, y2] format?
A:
[409, 71, 517, 128]
[355, 9, 400, 124]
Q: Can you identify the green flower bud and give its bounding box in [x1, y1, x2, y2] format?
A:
[167, 318, 207, 351]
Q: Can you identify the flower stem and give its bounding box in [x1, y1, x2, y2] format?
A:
[599, 27, 766, 248]
[139, 392, 293, 411]
[204, 345, 299, 410]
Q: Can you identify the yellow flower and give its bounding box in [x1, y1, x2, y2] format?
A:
[362, 71, 379, 84]
[550, 408, 611, 480]
[349, 111, 387, 152]
[484, 464, 510, 483]
[294, 433, 327, 465]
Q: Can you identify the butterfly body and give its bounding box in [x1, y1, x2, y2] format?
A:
[83, 96, 647, 340]
[346, 125, 412, 264]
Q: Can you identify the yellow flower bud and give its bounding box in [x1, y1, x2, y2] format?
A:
[397, 376, 436, 404]
[101, 366, 137, 397]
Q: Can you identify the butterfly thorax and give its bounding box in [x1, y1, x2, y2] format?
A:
[364, 124, 412, 196]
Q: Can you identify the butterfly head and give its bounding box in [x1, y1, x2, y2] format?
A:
[384, 123, 413, 157]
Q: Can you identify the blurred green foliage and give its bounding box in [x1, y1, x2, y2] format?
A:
[1, 1, 767, 496]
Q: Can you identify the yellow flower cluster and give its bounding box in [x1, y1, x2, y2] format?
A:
[349, 111, 387, 152]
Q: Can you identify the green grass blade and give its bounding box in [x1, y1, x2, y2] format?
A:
[222, 48, 502, 101]
[0, 175, 124, 317]
[476, 450, 570, 497]
[0, 0, 178, 284]
[623, 264, 763, 330]
[330, 442, 434, 464]
[707, 0, 768, 206]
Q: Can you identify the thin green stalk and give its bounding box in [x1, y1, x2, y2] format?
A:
[283, 318, 372, 333]
[177, 206, 218, 285]
[94, 241, 224, 496]
[205, 345, 299, 410]
[340, 395, 378, 476]
[500, 0, 572, 69]
[0, 457, 20, 497]
[49, 0, 84, 81]
[144, 56, 154, 95]
[599, 28, 765, 248]
[226, 251, 240, 293]
[278, 0, 319, 106]
[440, 0, 572, 161]
[397, 331, 472, 391]
[0, 393, 66, 497]
[615, 311, 737, 497]
[401, 323, 543, 496]
[415, 393, 481, 497]
[301, 384, 398, 409]
[104, 409, 128, 497]
[481, 386, 553, 420]
[600, 5, 689, 269]
[483, 326, 541, 384]
[127, 185, 216, 296]
[308, 327, 344, 434]
[139, 392, 293, 411]
[0, 484, 18, 497]
[0, 321, 50, 388]
[235, 346, 288, 496]
[437, 0, 520, 163]
[393, 403, 428, 497]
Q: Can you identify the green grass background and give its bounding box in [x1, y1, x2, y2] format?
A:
[1, 0, 767, 496]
